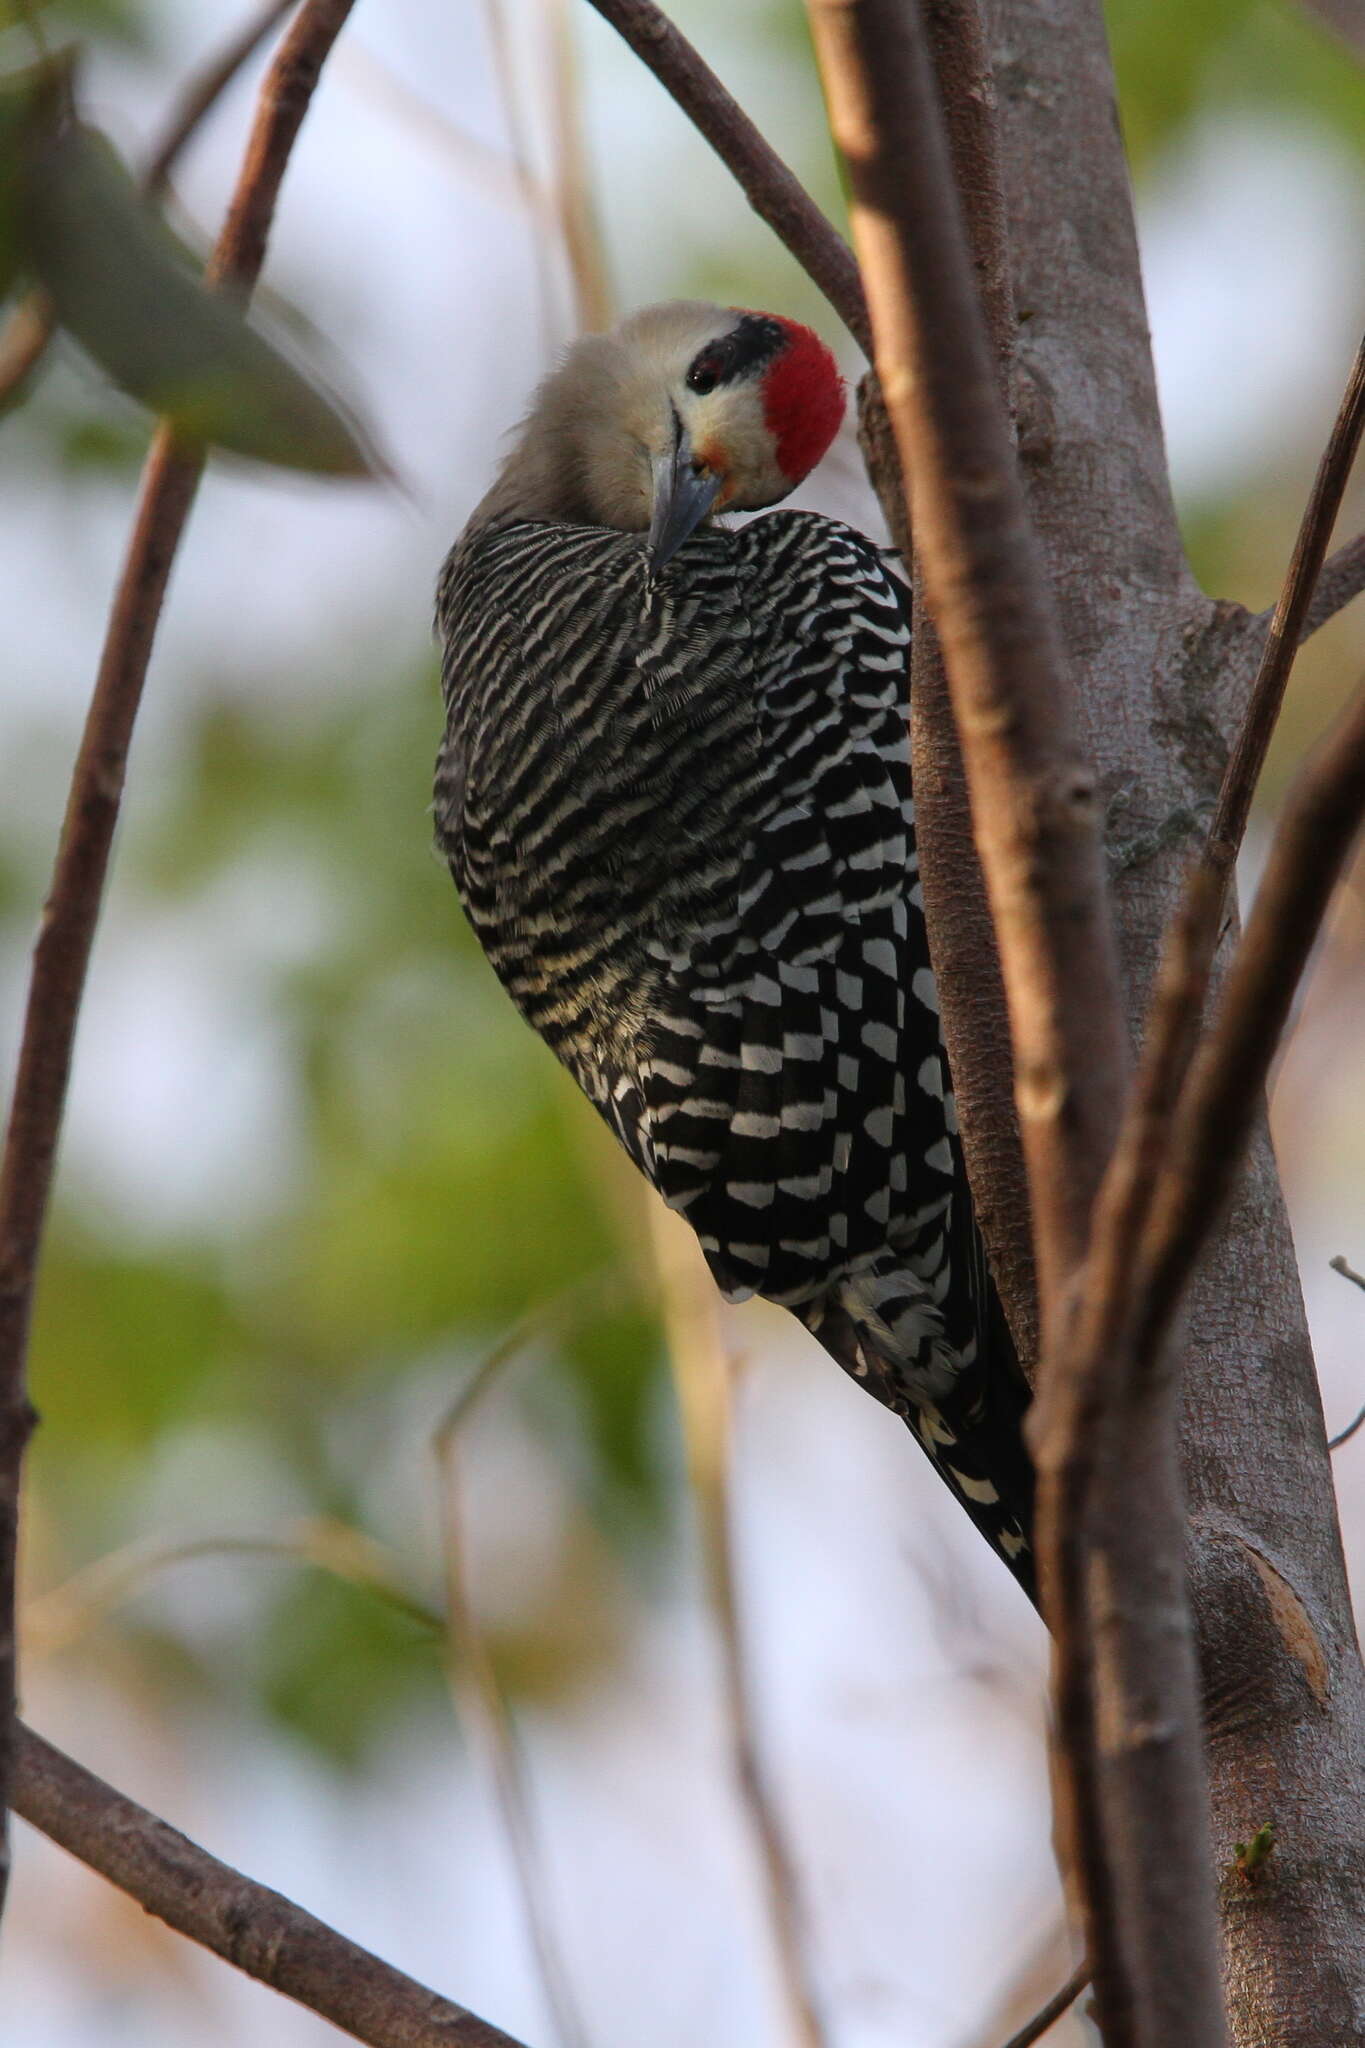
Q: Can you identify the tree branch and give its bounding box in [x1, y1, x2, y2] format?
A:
[13, 1723, 524, 2048]
[0, 0, 356, 1926]
[1299, 529, 1365, 641]
[579, 0, 869, 353]
[802, 7, 1232, 2042]
[144, 0, 299, 199]
[905, 0, 1037, 1369]
[1069, 327, 1365, 1442]
[1036, 329, 1365, 2048]
[805, 0, 1126, 1319]
[1000, 1961, 1090, 2048]
[1213, 333, 1365, 873]
[1129, 674, 1365, 1380]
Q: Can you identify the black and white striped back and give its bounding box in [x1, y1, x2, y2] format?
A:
[436, 508, 1035, 1596]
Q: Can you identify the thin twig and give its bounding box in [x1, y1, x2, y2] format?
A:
[1297, 530, 1365, 644]
[433, 1316, 596, 2048]
[481, 0, 561, 354]
[650, 1207, 828, 2048]
[334, 42, 535, 211]
[143, 0, 299, 197]
[1211, 333, 1365, 876]
[24, 1520, 441, 1658]
[12, 1722, 525, 2048]
[1128, 673, 1365, 1420]
[580, 0, 869, 353]
[0, 0, 301, 412]
[1328, 1405, 1365, 1454]
[1323, 1260, 1365, 1449]
[545, 0, 614, 334]
[1074, 331, 1365, 1398]
[0, 0, 357, 1928]
[1331, 1253, 1365, 1293]
[999, 1961, 1090, 2048]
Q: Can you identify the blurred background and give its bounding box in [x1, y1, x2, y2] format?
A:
[2, 1, 1364, 2042]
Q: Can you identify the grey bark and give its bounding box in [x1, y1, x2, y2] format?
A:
[986, 0, 1365, 2035]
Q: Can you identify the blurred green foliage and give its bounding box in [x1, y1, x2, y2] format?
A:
[21, 646, 668, 1762]
[1106, 0, 1365, 172]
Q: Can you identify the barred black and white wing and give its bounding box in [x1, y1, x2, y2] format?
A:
[436, 509, 1034, 1597]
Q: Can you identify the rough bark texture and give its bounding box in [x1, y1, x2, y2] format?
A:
[986, 0, 1365, 2035]
[910, 0, 1039, 1369]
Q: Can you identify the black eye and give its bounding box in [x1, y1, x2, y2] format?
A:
[686, 355, 723, 395]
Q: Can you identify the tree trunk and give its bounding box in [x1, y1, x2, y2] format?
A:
[985, 0, 1365, 2033]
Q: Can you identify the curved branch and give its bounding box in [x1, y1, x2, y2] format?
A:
[144, 0, 299, 199]
[1299, 529, 1365, 642]
[1132, 670, 1365, 1384]
[13, 1723, 524, 2048]
[0, 0, 357, 1923]
[1000, 1962, 1090, 2048]
[1213, 333, 1365, 870]
[580, 0, 869, 352]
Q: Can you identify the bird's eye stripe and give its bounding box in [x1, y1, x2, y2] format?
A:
[686, 314, 788, 395]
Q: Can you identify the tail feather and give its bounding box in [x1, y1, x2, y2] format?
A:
[800, 1200, 1037, 1606]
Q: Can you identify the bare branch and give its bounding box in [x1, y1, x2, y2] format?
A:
[579, 0, 869, 353]
[434, 1327, 593, 2048]
[13, 1723, 525, 2048]
[0, 292, 56, 417]
[0, 0, 356, 1926]
[143, 0, 299, 199]
[1328, 1405, 1365, 1454]
[1297, 530, 1365, 643]
[1130, 671, 1365, 1385]
[805, 0, 1126, 1321]
[801, 7, 1231, 2041]
[1213, 333, 1365, 874]
[1000, 1962, 1090, 2048]
[546, 0, 616, 334]
[1330, 1252, 1365, 1293]
[24, 1520, 441, 1658]
[1029, 310, 1365, 2048]
[1076, 330, 1365, 1395]
[481, 0, 562, 354]
[904, 0, 1037, 1369]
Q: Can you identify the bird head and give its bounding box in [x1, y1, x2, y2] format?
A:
[484, 301, 846, 564]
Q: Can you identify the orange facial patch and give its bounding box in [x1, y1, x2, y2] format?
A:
[696, 441, 735, 507]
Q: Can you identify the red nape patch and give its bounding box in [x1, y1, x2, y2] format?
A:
[761, 319, 846, 482]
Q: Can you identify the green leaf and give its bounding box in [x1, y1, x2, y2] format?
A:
[19, 117, 381, 475]
[0, 57, 57, 304]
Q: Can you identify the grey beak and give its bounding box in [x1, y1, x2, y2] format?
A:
[648, 414, 722, 570]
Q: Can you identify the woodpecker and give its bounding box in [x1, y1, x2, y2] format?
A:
[435, 302, 1035, 1599]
